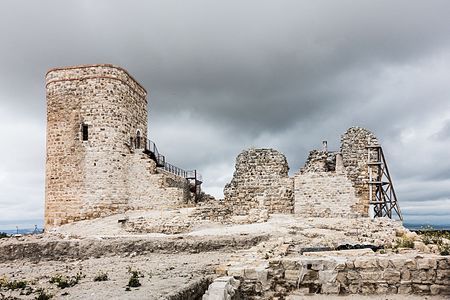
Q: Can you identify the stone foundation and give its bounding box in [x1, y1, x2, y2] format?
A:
[222, 252, 450, 298]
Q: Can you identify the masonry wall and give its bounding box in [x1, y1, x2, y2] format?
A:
[294, 173, 361, 218]
[294, 150, 361, 217]
[224, 253, 450, 297]
[341, 127, 379, 216]
[223, 148, 294, 215]
[45, 64, 191, 228]
[127, 154, 191, 210]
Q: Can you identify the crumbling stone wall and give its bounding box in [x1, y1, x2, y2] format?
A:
[45, 64, 191, 228]
[127, 154, 191, 210]
[223, 253, 450, 297]
[294, 150, 361, 218]
[223, 148, 294, 215]
[293, 126, 381, 218]
[341, 127, 379, 216]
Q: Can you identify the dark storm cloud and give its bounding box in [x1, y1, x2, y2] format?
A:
[1, 0, 450, 226]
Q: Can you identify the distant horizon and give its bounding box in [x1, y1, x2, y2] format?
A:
[1, 219, 450, 232]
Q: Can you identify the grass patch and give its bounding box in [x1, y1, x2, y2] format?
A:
[395, 234, 414, 249]
[49, 272, 84, 289]
[127, 267, 143, 288]
[34, 288, 53, 300]
[0, 276, 28, 291]
[93, 271, 108, 282]
[417, 226, 450, 255]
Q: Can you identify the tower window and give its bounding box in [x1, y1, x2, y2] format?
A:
[82, 124, 89, 141]
[136, 130, 141, 149]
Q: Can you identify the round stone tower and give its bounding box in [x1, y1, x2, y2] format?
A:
[45, 64, 148, 228]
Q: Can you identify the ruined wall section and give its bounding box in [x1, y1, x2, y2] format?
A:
[294, 150, 361, 218]
[341, 127, 379, 216]
[223, 148, 294, 215]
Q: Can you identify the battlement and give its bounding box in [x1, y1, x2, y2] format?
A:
[46, 64, 147, 98]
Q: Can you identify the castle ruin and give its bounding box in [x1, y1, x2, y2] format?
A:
[1, 64, 442, 299]
[45, 64, 401, 229]
[45, 64, 201, 228]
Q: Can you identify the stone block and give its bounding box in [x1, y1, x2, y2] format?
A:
[354, 257, 378, 269]
[302, 270, 318, 283]
[360, 271, 381, 282]
[347, 270, 360, 280]
[436, 269, 450, 285]
[412, 284, 430, 294]
[321, 283, 340, 294]
[401, 270, 411, 281]
[377, 257, 389, 269]
[244, 267, 257, 280]
[227, 266, 245, 277]
[417, 258, 437, 269]
[389, 257, 405, 269]
[398, 283, 412, 294]
[255, 267, 268, 283]
[361, 283, 376, 294]
[348, 283, 360, 294]
[376, 283, 389, 294]
[430, 284, 450, 295]
[284, 270, 300, 282]
[383, 269, 401, 283]
[215, 265, 228, 276]
[437, 258, 449, 269]
[318, 270, 337, 283]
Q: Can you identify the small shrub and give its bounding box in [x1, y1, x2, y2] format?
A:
[34, 288, 53, 300]
[127, 267, 143, 288]
[0, 276, 8, 287]
[6, 280, 27, 290]
[49, 272, 84, 289]
[0, 277, 28, 291]
[439, 243, 450, 256]
[93, 272, 108, 282]
[395, 234, 414, 249]
[127, 276, 141, 288]
[0, 232, 8, 239]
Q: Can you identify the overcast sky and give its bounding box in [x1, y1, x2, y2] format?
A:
[1, 0, 450, 228]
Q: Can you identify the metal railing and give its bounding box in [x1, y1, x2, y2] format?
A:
[144, 139, 166, 166]
[132, 137, 202, 184]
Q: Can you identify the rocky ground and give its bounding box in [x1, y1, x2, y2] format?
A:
[0, 252, 227, 300]
[1, 212, 449, 299]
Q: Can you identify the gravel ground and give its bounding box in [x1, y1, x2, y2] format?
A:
[0, 252, 229, 299]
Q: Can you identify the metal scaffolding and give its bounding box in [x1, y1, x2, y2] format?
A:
[367, 143, 403, 220]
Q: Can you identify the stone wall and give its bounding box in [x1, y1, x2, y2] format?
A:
[223, 148, 294, 215]
[293, 127, 382, 218]
[294, 173, 361, 218]
[127, 153, 192, 210]
[45, 64, 192, 228]
[222, 252, 450, 297]
[341, 127, 379, 216]
[294, 150, 361, 218]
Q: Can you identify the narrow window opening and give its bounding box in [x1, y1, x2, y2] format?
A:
[82, 124, 89, 141]
[136, 131, 141, 149]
